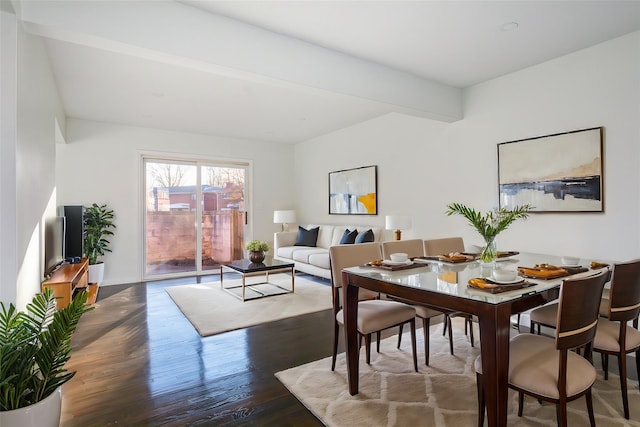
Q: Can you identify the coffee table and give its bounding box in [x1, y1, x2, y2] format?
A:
[220, 257, 295, 301]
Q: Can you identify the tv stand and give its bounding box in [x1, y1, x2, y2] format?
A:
[41, 258, 96, 309]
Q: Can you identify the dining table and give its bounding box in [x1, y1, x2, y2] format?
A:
[340, 252, 608, 427]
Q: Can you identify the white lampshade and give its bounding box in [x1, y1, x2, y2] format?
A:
[385, 215, 411, 231]
[274, 210, 296, 231]
[385, 215, 411, 240]
[273, 210, 296, 224]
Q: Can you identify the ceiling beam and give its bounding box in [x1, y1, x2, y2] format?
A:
[19, 0, 462, 123]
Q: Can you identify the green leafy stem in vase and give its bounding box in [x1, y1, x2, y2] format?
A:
[445, 202, 533, 263]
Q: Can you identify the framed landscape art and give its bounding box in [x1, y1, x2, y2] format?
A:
[498, 127, 604, 213]
[329, 165, 377, 215]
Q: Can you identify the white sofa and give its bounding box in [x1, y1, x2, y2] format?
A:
[273, 224, 383, 279]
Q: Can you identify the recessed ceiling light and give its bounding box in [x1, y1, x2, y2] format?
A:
[500, 22, 519, 32]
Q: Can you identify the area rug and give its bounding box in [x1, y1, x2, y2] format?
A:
[276, 318, 640, 427]
[165, 274, 332, 336]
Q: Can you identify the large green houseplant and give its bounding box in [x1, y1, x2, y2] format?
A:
[0, 289, 93, 424]
[84, 203, 116, 284]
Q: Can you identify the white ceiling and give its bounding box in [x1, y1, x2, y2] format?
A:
[19, 0, 640, 144]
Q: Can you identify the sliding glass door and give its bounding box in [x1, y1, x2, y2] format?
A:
[143, 157, 247, 279]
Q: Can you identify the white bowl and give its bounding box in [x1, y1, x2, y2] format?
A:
[492, 269, 518, 282]
[561, 256, 580, 265]
[389, 253, 408, 263]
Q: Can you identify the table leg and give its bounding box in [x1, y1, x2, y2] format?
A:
[342, 272, 360, 395]
[242, 275, 246, 302]
[291, 266, 295, 292]
[478, 304, 512, 427]
[220, 266, 223, 289]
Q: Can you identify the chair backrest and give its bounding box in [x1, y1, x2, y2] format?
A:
[329, 242, 382, 289]
[555, 271, 608, 351]
[423, 237, 465, 256]
[607, 259, 640, 322]
[381, 239, 424, 259]
[329, 242, 382, 309]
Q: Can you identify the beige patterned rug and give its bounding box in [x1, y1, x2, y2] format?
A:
[165, 274, 331, 336]
[276, 318, 640, 426]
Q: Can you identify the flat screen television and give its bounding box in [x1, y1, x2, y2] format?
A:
[44, 216, 66, 276]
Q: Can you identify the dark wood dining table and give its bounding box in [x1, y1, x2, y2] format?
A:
[340, 252, 604, 427]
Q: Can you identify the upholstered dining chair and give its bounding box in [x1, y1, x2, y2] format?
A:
[423, 237, 475, 348]
[475, 270, 608, 427]
[329, 242, 418, 372]
[381, 239, 453, 365]
[530, 268, 613, 335]
[592, 259, 640, 419]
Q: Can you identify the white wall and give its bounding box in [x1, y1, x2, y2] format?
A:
[0, 11, 65, 308]
[56, 119, 295, 285]
[295, 31, 640, 262]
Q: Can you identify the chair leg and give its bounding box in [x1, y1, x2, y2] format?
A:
[376, 331, 381, 353]
[468, 315, 475, 347]
[586, 389, 596, 427]
[442, 314, 449, 336]
[602, 353, 609, 380]
[363, 334, 372, 364]
[423, 317, 430, 366]
[476, 372, 485, 427]
[516, 313, 521, 332]
[410, 319, 418, 372]
[636, 349, 640, 391]
[397, 323, 403, 349]
[331, 321, 340, 371]
[557, 400, 568, 427]
[447, 315, 454, 356]
[518, 391, 524, 417]
[618, 353, 630, 419]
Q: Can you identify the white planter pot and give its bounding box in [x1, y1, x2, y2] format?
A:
[0, 386, 62, 427]
[88, 262, 105, 285]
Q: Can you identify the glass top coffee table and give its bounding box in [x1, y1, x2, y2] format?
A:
[220, 257, 295, 301]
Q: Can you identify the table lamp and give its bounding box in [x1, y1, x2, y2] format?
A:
[273, 210, 296, 232]
[385, 215, 411, 240]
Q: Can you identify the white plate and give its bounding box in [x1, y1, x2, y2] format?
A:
[382, 260, 413, 266]
[490, 277, 524, 285]
[560, 264, 581, 268]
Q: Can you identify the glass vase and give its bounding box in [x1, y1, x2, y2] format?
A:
[480, 238, 496, 264]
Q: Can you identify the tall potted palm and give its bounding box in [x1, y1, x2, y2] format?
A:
[0, 289, 93, 426]
[83, 203, 116, 285]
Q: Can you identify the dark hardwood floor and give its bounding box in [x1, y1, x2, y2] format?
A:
[61, 274, 332, 426]
[61, 275, 637, 426]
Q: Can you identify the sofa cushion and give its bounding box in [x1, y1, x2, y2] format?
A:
[292, 248, 327, 263]
[295, 226, 319, 247]
[308, 252, 330, 269]
[339, 228, 358, 244]
[355, 228, 375, 244]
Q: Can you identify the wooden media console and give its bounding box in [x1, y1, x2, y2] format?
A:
[41, 258, 98, 309]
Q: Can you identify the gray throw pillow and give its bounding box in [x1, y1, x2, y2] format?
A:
[339, 228, 358, 244]
[355, 229, 374, 244]
[294, 226, 320, 247]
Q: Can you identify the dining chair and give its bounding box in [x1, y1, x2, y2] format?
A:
[592, 259, 640, 419]
[423, 237, 475, 347]
[329, 242, 418, 372]
[475, 270, 608, 427]
[381, 239, 453, 365]
[530, 268, 613, 335]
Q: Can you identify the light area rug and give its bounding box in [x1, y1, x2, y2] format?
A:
[276, 318, 640, 427]
[165, 274, 331, 336]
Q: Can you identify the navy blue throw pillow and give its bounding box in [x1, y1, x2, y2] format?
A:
[294, 226, 319, 247]
[355, 229, 375, 244]
[339, 228, 358, 244]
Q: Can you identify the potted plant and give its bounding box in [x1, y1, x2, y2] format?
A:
[446, 202, 532, 263]
[0, 289, 93, 427]
[245, 240, 269, 263]
[83, 203, 116, 285]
